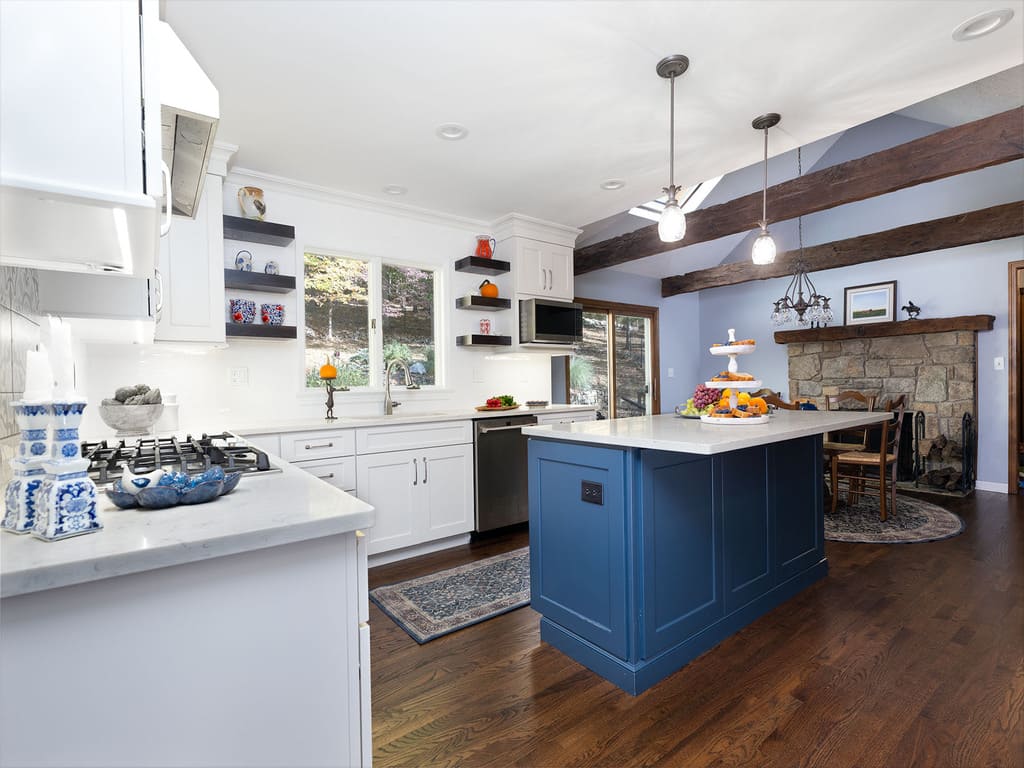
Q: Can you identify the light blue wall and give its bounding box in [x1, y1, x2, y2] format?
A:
[694, 238, 1018, 488]
[574, 270, 700, 414]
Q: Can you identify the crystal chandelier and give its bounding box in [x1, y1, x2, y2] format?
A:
[770, 148, 833, 327]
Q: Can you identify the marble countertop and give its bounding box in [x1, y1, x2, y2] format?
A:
[232, 404, 597, 435]
[522, 410, 890, 455]
[0, 457, 375, 598]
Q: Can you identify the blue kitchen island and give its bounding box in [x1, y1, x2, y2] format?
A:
[522, 409, 888, 695]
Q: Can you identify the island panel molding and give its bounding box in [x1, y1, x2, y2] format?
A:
[662, 202, 1023, 296]
[575, 107, 1024, 275]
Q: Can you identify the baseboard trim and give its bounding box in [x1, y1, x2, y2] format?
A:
[975, 481, 1009, 494]
[368, 534, 471, 568]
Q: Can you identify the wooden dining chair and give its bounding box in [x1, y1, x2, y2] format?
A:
[823, 390, 878, 455]
[760, 393, 800, 410]
[830, 400, 906, 520]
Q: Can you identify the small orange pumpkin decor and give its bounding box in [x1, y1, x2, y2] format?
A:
[479, 279, 499, 298]
[319, 356, 338, 380]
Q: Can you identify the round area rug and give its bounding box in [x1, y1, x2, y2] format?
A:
[825, 495, 964, 544]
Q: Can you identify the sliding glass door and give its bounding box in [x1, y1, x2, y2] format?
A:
[570, 299, 659, 419]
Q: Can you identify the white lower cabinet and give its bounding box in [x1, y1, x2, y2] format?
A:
[534, 410, 597, 426]
[356, 442, 473, 556]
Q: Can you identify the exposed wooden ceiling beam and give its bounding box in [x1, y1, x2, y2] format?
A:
[660, 201, 1024, 297]
[575, 107, 1024, 275]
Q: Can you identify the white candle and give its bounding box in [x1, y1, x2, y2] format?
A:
[48, 317, 76, 400]
[23, 345, 53, 402]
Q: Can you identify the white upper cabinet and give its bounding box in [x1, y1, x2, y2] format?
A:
[0, 0, 162, 275]
[511, 239, 574, 301]
[493, 213, 580, 303]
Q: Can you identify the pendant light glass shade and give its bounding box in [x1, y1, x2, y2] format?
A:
[658, 197, 686, 242]
[751, 229, 776, 264]
[750, 113, 780, 264]
[656, 55, 689, 244]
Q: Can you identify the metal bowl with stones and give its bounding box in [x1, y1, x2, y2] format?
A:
[98, 404, 164, 436]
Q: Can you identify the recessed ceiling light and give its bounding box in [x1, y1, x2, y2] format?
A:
[383, 185, 407, 195]
[600, 179, 626, 190]
[952, 8, 1014, 40]
[436, 123, 468, 141]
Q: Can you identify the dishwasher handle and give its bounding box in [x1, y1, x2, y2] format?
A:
[477, 423, 533, 434]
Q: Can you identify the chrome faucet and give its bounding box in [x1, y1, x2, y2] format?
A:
[384, 359, 419, 415]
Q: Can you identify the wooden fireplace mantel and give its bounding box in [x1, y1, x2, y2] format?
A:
[773, 314, 995, 344]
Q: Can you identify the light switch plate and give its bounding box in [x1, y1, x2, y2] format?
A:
[994, 357, 1005, 371]
[229, 367, 249, 385]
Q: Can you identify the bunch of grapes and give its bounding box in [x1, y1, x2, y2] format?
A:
[692, 383, 718, 411]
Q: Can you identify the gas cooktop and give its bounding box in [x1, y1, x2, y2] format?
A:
[81, 432, 278, 487]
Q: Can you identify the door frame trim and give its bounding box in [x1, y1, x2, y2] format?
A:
[575, 296, 661, 416]
[1009, 260, 1023, 494]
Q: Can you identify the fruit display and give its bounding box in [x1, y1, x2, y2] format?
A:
[701, 329, 769, 424]
[677, 383, 719, 416]
[710, 370, 756, 382]
[483, 394, 517, 408]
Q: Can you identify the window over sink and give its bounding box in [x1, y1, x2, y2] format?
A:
[304, 251, 440, 389]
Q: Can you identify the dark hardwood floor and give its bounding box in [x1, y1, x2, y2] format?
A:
[369, 492, 1023, 767]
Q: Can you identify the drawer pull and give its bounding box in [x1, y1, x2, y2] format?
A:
[305, 442, 334, 450]
[315, 472, 335, 480]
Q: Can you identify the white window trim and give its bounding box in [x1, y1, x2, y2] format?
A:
[300, 247, 445, 393]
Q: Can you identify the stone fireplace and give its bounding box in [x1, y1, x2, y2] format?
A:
[775, 315, 994, 495]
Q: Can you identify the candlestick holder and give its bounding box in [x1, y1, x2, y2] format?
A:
[32, 400, 102, 541]
[323, 379, 348, 420]
[2, 401, 50, 534]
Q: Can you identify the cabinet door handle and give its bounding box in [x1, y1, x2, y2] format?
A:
[423, 457, 428, 484]
[546, 268, 552, 291]
[412, 458, 418, 486]
[153, 268, 164, 318]
[542, 267, 549, 291]
[305, 442, 334, 450]
[315, 472, 335, 480]
[160, 161, 172, 236]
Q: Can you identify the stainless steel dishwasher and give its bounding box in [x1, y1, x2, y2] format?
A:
[473, 414, 538, 532]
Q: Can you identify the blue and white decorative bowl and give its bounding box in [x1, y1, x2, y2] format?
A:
[229, 298, 257, 324]
[264, 260, 279, 275]
[221, 472, 243, 495]
[179, 480, 223, 505]
[261, 303, 284, 326]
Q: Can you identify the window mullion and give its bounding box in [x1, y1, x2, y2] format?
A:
[368, 257, 384, 390]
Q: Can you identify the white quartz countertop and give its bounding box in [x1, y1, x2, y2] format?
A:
[522, 410, 890, 455]
[233, 404, 597, 435]
[0, 458, 375, 598]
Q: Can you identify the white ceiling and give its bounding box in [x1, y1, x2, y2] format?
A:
[164, 0, 1024, 231]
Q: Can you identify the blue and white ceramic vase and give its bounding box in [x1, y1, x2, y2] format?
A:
[2, 401, 50, 534]
[32, 401, 102, 541]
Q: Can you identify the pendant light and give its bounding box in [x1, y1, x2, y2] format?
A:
[656, 55, 689, 243]
[750, 113, 780, 265]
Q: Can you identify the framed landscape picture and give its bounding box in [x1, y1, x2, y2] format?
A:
[844, 281, 896, 325]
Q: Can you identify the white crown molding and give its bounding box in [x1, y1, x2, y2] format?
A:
[492, 212, 581, 247]
[208, 141, 239, 177]
[225, 166, 491, 231]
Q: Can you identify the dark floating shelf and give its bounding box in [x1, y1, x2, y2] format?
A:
[223, 215, 296, 246]
[224, 270, 296, 294]
[225, 323, 297, 339]
[773, 314, 995, 343]
[455, 295, 511, 311]
[456, 334, 512, 347]
[454, 256, 510, 275]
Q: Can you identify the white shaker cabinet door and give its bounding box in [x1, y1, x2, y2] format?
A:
[155, 174, 226, 343]
[356, 449, 419, 555]
[421, 443, 474, 540]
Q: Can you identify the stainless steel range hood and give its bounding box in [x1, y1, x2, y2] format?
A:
[158, 21, 219, 219]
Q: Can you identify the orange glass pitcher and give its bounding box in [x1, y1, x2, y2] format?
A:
[475, 235, 496, 259]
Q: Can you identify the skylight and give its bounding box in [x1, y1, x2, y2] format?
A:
[628, 176, 722, 222]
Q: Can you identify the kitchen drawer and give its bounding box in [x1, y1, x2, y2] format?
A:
[280, 430, 355, 461]
[535, 411, 596, 426]
[355, 420, 472, 454]
[294, 456, 357, 493]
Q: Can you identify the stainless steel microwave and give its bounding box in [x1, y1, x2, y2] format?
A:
[519, 298, 583, 345]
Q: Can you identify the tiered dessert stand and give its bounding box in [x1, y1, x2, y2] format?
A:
[701, 328, 770, 425]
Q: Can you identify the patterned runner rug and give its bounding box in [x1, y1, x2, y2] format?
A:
[370, 547, 530, 643]
[826, 494, 964, 544]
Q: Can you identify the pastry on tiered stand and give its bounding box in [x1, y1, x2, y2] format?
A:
[701, 329, 770, 424]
